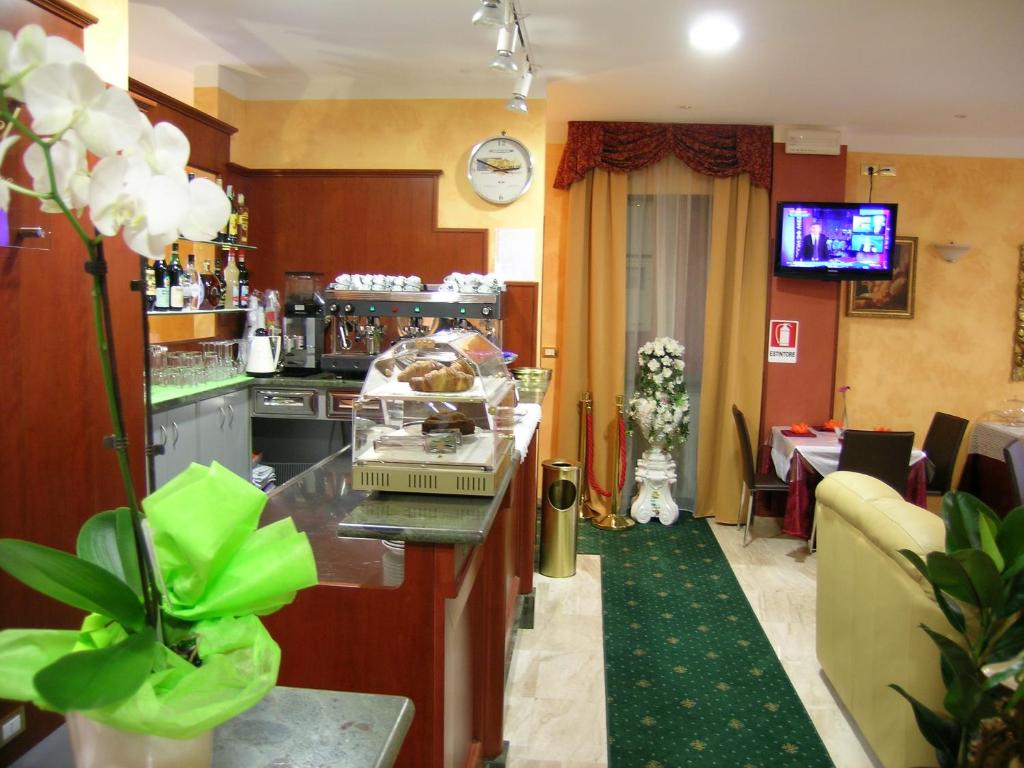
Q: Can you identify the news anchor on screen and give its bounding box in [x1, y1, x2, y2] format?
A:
[799, 221, 829, 261]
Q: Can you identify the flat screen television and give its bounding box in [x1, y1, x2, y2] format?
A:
[774, 201, 898, 280]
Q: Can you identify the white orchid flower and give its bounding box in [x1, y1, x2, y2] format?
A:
[88, 154, 185, 257]
[132, 117, 190, 175]
[0, 25, 84, 101]
[179, 176, 231, 242]
[23, 130, 89, 213]
[22, 61, 141, 156]
[0, 134, 20, 211]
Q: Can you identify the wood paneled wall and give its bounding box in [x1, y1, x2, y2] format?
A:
[0, 3, 145, 765]
[228, 166, 488, 290]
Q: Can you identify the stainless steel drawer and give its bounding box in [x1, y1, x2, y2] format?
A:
[252, 389, 319, 418]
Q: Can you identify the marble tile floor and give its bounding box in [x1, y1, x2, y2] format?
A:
[503, 517, 884, 768]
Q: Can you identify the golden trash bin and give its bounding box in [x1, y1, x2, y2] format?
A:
[539, 459, 582, 578]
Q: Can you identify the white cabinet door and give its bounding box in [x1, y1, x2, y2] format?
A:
[222, 389, 252, 481]
[197, 396, 228, 468]
[152, 403, 199, 489]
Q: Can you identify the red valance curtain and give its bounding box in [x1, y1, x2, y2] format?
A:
[554, 121, 773, 190]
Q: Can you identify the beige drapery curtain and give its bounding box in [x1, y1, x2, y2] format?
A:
[552, 170, 629, 496]
[694, 176, 770, 521]
[554, 166, 769, 524]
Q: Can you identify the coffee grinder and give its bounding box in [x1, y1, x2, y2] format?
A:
[282, 271, 325, 375]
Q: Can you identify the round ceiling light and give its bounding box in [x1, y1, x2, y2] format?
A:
[689, 14, 740, 53]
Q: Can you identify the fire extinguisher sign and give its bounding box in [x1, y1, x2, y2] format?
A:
[768, 320, 798, 364]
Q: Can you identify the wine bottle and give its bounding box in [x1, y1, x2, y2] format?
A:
[214, 176, 226, 242]
[237, 193, 249, 244]
[200, 259, 222, 310]
[145, 259, 157, 310]
[214, 252, 225, 308]
[168, 243, 184, 311]
[154, 254, 169, 311]
[226, 184, 238, 244]
[223, 249, 240, 308]
[185, 254, 203, 310]
[237, 253, 250, 308]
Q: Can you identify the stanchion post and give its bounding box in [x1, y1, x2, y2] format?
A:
[592, 394, 634, 531]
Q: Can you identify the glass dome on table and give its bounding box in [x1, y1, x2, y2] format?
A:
[352, 330, 517, 496]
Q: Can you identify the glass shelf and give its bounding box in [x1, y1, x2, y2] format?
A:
[176, 238, 257, 250]
[147, 308, 247, 316]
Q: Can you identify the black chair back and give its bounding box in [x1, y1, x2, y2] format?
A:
[732, 404, 756, 487]
[922, 412, 969, 494]
[838, 430, 915, 493]
[1003, 439, 1024, 509]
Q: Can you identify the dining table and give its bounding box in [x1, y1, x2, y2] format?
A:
[957, 420, 1024, 515]
[770, 426, 929, 539]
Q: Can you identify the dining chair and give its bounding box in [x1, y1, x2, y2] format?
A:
[1002, 439, 1024, 510]
[837, 429, 915, 493]
[732, 404, 789, 545]
[922, 411, 969, 496]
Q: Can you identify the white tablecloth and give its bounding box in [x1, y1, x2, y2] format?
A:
[968, 421, 1024, 462]
[513, 403, 542, 462]
[771, 426, 926, 480]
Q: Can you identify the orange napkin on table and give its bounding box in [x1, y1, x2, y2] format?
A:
[874, 426, 892, 432]
[823, 418, 842, 431]
[789, 422, 811, 435]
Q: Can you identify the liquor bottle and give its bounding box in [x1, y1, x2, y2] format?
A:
[185, 254, 203, 310]
[168, 243, 184, 311]
[223, 249, 240, 309]
[145, 259, 157, 310]
[200, 259, 222, 310]
[226, 184, 238, 244]
[153, 253, 169, 311]
[214, 252, 225, 308]
[237, 253, 250, 308]
[237, 193, 249, 244]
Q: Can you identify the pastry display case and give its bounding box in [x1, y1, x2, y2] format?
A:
[351, 330, 516, 495]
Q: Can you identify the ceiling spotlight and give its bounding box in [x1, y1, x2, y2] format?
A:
[472, 0, 504, 27]
[490, 25, 519, 73]
[506, 70, 533, 113]
[689, 14, 740, 53]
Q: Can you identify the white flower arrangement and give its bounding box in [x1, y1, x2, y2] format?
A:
[627, 336, 690, 449]
[0, 25, 229, 255]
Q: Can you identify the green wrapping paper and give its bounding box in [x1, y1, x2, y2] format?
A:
[0, 462, 318, 738]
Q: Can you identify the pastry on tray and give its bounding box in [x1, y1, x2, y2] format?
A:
[409, 363, 474, 392]
[422, 411, 476, 435]
[397, 359, 443, 381]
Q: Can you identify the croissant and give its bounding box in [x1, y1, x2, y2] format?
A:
[398, 359, 443, 382]
[451, 358, 474, 377]
[409, 364, 474, 392]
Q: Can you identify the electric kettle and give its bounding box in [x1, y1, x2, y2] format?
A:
[246, 329, 281, 377]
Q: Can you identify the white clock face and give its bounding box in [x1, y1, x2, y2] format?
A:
[467, 135, 533, 205]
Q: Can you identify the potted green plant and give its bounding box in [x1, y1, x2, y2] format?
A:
[0, 24, 317, 767]
[893, 492, 1024, 767]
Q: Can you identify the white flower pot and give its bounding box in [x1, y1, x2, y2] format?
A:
[630, 445, 679, 525]
[67, 712, 213, 768]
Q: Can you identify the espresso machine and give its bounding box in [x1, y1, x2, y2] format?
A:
[321, 287, 503, 376]
[282, 271, 325, 375]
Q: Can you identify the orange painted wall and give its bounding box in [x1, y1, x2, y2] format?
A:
[760, 144, 847, 439]
[836, 153, 1024, 469]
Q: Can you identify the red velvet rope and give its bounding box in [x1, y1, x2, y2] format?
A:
[585, 409, 611, 498]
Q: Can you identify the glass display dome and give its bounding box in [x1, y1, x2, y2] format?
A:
[351, 331, 517, 495]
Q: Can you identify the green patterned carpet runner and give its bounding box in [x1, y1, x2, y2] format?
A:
[577, 513, 834, 767]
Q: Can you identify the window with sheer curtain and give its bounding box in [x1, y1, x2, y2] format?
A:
[623, 157, 713, 512]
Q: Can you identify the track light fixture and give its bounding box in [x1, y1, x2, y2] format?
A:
[505, 70, 532, 113]
[474, 1, 539, 113]
[490, 24, 519, 73]
[471, 0, 504, 28]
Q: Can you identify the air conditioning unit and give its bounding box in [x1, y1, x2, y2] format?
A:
[784, 127, 841, 156]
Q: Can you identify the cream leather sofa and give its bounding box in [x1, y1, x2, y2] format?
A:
[815, 471, 948, 768]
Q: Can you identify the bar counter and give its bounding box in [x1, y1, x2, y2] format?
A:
[259, 427, 540, 768]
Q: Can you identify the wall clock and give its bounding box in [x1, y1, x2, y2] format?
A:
[467, 133, 533, 205]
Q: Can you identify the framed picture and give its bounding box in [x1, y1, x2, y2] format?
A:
[846, 236, 918, 319]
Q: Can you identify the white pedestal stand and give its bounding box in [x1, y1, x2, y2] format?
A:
[630, 446, 679, 525]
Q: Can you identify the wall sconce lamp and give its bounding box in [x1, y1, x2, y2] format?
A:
[934, 242, 971, 263]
